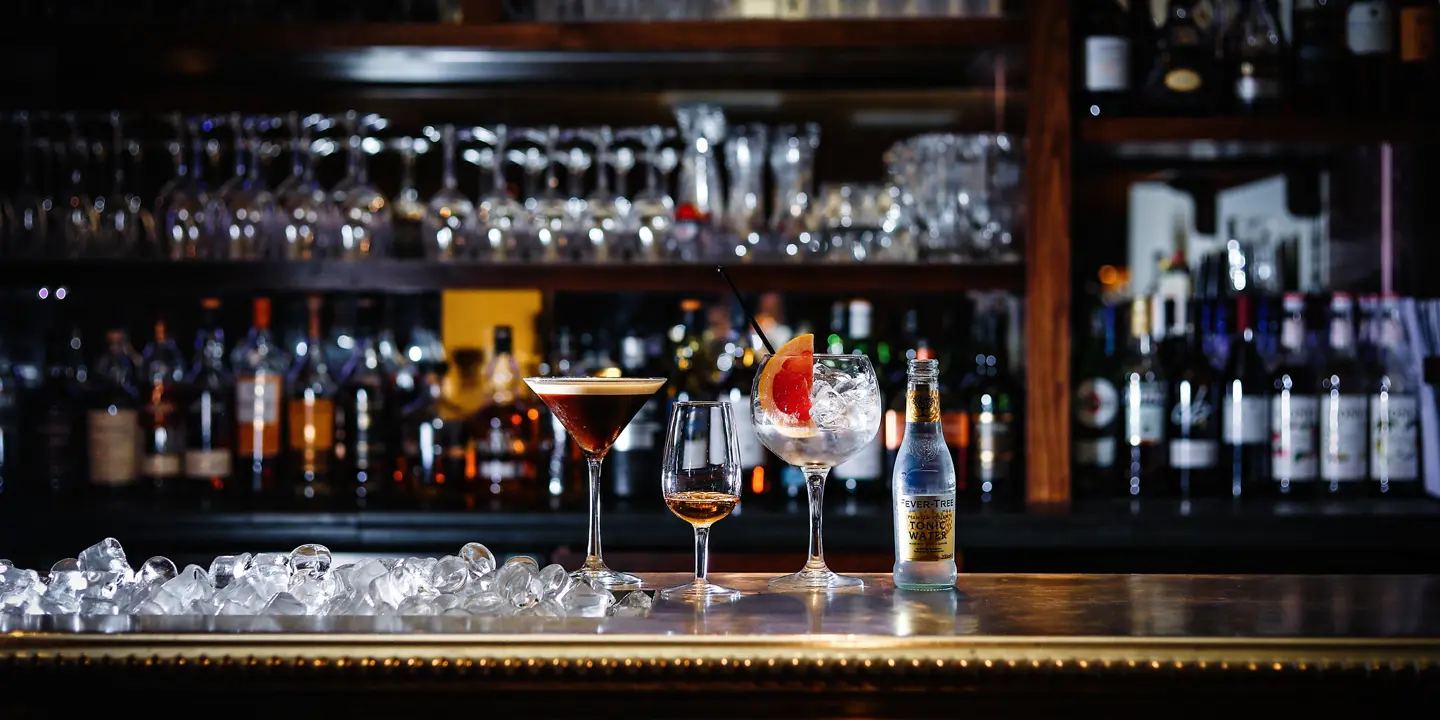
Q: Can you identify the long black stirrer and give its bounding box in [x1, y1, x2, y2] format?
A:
[715, 266, 776, 355]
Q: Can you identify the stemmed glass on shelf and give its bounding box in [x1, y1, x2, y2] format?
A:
[4, 112, 50, 258]
[275, 112, 340, 260]
[331, 111, 392, 260]
[468, 124, 524, 262]
[422, 123, 476, 261]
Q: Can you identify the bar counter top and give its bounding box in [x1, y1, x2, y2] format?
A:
[4, 573, 1439, 716]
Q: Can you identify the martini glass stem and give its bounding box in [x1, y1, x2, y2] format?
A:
[584, 454, 606, 571]
[803, 465, 829, 572]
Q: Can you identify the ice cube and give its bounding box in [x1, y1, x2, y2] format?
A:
[289, 544, 332, 576]
[263, 592, 308, 616]
[77, 539, 131, 577]
[395, 596, 436, 616]
[288, 572, 341, 613]
[138, 557, 177, 585]
[40, 572, 86, 614]
[613, 590, 653, 617]
[214, 577, 264, 612]
[560, 582, 613, 618]
[428, 556, 469, 595]
[496, 560, 542, 609]
[441, 607, 471, 617]
[132, 600, 166, 615]
[247, 564, 291, 601]
[0, 569, 40, 608]
[538, 564, 572, 600]
[231, 552, 253, 580]
[370, 565, 424, 608]
[459, 542, 495, 577]
[463, 590, 505, 616]
[79, 597, 120, 616]
[51, 558, 80, 573]
[432, 593, 462, 611]
[532, 598, 566, 618]
[339, 558, 388, 595]
[208, 555, 239, 590]
[0, 559, 12, 574]
[153, 565, 213, 614]
[81, 571, 124, 600]
[249, 552, 290, 574]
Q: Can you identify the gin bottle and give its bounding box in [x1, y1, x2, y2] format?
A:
[892, 359, 958, 591]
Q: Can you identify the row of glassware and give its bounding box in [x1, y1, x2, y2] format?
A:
[0, 107, 1022, 264]
[519, 0, 1005, 21]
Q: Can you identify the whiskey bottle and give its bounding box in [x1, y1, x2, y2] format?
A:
[1083, 0, 1139, 117]
[1143, 1, 1220, 114]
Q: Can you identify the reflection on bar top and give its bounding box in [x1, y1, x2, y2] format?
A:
[3, 573, 1439, 640]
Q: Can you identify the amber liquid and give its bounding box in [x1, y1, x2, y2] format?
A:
[537, 392, 653, 456]
[287, 397, 335, 485]
[665, 491, 739, 526]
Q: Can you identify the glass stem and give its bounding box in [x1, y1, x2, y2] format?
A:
[803, 465, 829, 572]
[585, 454, 605, 570]
[693, 525, 711, 584]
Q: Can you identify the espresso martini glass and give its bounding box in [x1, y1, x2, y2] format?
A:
[525, 376, 666, 590]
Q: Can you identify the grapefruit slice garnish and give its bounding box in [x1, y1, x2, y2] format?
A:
[757, 334, 814, 433]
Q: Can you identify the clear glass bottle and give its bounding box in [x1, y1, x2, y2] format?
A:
[1319, 293, 1368, 496]
[286, 295, 338, 502]
[183, 298, 233, 503]
[139, 319, 186, 491]
[892, 358, 958, 591]
[1270, 293, 1319, 497]
[335, 296, 397, 507]
[1369, 295, 1421, 496]
[232, 297, 288, 501]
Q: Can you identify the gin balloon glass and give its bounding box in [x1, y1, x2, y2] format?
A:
[752, 350, 881, 591]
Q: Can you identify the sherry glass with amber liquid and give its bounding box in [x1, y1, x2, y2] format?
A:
[660, 401, 743, 603]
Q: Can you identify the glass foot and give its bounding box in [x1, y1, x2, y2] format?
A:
[768, 566, 865, 593]
[658, 580, 741, 603]
[571, 564, 642, 591]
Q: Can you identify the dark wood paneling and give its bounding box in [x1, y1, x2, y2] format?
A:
[1023, 0, 1071, 508]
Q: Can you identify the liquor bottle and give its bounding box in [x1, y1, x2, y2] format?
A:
[1143, 1, 1219, 114]
[1167, 301, 1221, 498]
[232, 297, 286, 502]
[1121, 297, 1168, 498]
[1319, 293, 1368, 496]
[1075, 303, 1121, 498]
[1221, 295, 1270, 499]
[611, 331, 665, 508]
[400, 359, 450, 508]
[32, 326, 88, 500]
[1270, 293, 1320, 497]
[1293, 0, 1342, 114]
[668, 299, 711, 404]
[183, 298, 234, 503]
[1368, 296, 1421, 496]
[1398, 0, 1438, 115]
[286, 295, 337, 502]
[891, 358, 958, 591]
[440, 348, 483, 501]
[88, 329, 142, 494]
[835, 299, 885, 500]
[960, 297, 1022, 508]
[336, 296, 397, 508]
[1082, 0, 1138, 117]
[1227, 0, 1287, 114]
[937, 309, 970, 504]
[139, 320, 185, 493]
[719, 341, 767, 505]
[1343, 0, 1395, 113]
[471, 325, 539, 510]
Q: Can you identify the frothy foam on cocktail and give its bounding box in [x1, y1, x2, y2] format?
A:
[525, 378, 666, 396]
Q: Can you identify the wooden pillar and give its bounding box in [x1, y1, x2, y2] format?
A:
[1023, 0, 1072, 508]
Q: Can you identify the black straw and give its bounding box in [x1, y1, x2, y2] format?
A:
[716, 266, 776, 355]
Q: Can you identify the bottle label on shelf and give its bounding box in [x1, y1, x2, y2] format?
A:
[88, 408, 139, 486]
[1085, 36, 1131, 92]
[184, 450, 232, 479]
[1270, 393, 1319, 481]
[835, 435, 883, 481]
[1400, 6, 1436, 62]
[730, 393, 764, 470]
[1346, 1, 1394, 55]
[894, 493, 956, 563]
[1319, 395, 1367, 481]
[1169, 439, 1217, 469]
[1369, 394, 1420, 481]
[1131, 380, 1167, 443]
[1075, 437, 1117, 468]
[1164, 68, 1202, 93]
[141, 453, 182, 479]
[1222, 393, 1268, 445]
[1076, 378, 1119, 429]
[235, 376, 281, 425]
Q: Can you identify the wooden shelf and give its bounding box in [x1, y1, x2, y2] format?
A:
[1080, 116, 1432, 161]
[2, 19, 1026, 53]
[0, 260, 1024, 295]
